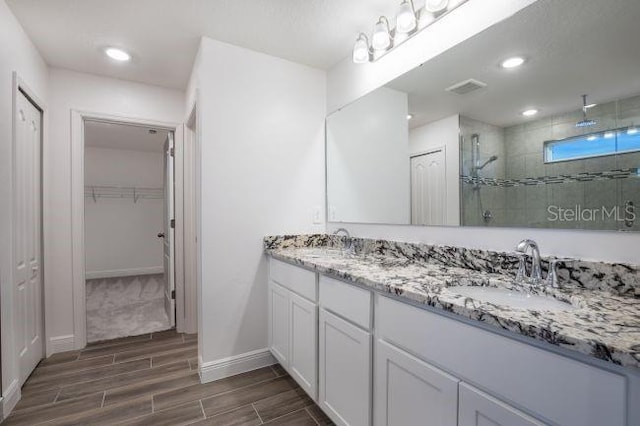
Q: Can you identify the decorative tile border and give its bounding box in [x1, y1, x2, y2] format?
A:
[461, 167, 639, 187]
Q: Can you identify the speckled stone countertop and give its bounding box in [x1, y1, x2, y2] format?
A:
[265, 239, 640, 371]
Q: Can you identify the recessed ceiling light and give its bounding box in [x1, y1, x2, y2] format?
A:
[501, 57, 525, 69]
[407, 114, 413, 120]
[105, 47, 131, 62]
[522, 109, 538, 117]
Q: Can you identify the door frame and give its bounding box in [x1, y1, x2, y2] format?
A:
[70, 110, 181, 349]
[182, 100, 198, 334]
[4, 72, 46, 412]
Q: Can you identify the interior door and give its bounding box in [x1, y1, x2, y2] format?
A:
[14, 90, 44, 384]
[410, 149, 446, 226]
[163, 133, 176, 327]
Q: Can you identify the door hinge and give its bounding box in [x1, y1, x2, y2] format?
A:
[171, 290, 176, 300]
[170, 147, 175, 157]
[170, 219, 175, 228]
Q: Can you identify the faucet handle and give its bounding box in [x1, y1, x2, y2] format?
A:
[513, 252, 527, 282]
[545, 257, 575, 288]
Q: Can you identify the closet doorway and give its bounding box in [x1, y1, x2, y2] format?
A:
[83, 121, 174, 342]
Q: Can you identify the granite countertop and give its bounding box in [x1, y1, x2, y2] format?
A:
[266, 246, 640, 371]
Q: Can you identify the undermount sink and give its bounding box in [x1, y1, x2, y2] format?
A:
[449, 286, 576, 312]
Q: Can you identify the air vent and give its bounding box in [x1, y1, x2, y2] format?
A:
[445, 79, 487, 95]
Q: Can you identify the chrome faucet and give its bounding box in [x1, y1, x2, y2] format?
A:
[333, 228, 354, 254]
[515, 239, 542, 283]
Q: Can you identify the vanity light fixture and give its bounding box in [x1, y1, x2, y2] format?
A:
[351, 0, 466, 63]
[522, 109, 539, 117]
[105, 47, 131, 62]
[501, 56, 525, 69]
[396, 0, 418, 34]
[352, 33, 371, 64]
[372, 16, 392, 51]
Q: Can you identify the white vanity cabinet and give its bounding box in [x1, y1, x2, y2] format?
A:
[374, 338, 459, 426]
[458, 383, 545, 426]
[268, 259, 318, 399]
[319, 276, 373, 426]
[267, 257, 636, 426]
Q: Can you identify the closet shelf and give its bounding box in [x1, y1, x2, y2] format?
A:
[85, 185, 163, 202]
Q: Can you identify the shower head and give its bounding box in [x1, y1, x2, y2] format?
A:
[576, 94, 597, 128]
[477, 155, 498, 170]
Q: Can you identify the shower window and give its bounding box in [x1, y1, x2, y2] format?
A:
[544, 126, 640, 163]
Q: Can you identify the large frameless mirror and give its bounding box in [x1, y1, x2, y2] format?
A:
[326, 0, 640, 231]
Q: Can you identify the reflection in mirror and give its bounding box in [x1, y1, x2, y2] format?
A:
[326, 0, 640, 231]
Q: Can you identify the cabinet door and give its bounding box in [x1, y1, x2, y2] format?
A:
[374, 339, 459, 426]
[268, 282, 290, 366]
[459, 383, 545, 426]
[289, 291, 318, 400]
[319, 309, 371, 426]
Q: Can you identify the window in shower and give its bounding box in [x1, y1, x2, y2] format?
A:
[544, 126, 640, 163]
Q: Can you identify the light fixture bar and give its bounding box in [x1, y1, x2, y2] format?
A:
[353, 0, 469, 64]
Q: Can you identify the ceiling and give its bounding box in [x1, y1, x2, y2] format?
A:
[6, 0, 416, 89]
[384, 0, 640, 129]
[85, 121, 169, 153]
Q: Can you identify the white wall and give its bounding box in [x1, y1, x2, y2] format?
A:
[409, 115, 460, 226]
[327, 87, 410, 224]
[325, 0, 640, 264]
[46, 68, 184, 351]
[186, 37, 326, 375]
[0, 0, 49, 410]
[84, 147, 163, 278]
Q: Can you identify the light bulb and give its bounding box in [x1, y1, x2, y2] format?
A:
[425, 0, 449, 13]
[372, 17, 392, 51]
[352, 34, 370, 64]
[396, 1, 417, 34]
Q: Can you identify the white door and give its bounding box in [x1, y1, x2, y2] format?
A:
[289, 291, 318, 400]
[411, 150, 446, 226]
[374, 339, 459, 426]
[458, 383, 545, 426]
[268, 282, 290, 366]
[163, 133, 175, 327]
[14, 90, 44, 384]
[319, 309, 371, 426]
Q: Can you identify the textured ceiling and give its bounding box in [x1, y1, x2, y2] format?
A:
[7, 0, 421, 89]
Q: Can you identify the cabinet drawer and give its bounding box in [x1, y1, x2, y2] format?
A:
[270, 258, 317, 302]
[376, 295, 626, 426]
[320, 275, 371, 330]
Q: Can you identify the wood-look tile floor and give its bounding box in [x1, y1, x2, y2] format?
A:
[5, 329, 333, 426]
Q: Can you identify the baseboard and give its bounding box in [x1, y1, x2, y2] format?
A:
[85, 266, 163, 280]
[1, 379, 21, 419]
[48, 334, 76, 355]
[199, 348, 276, 383]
